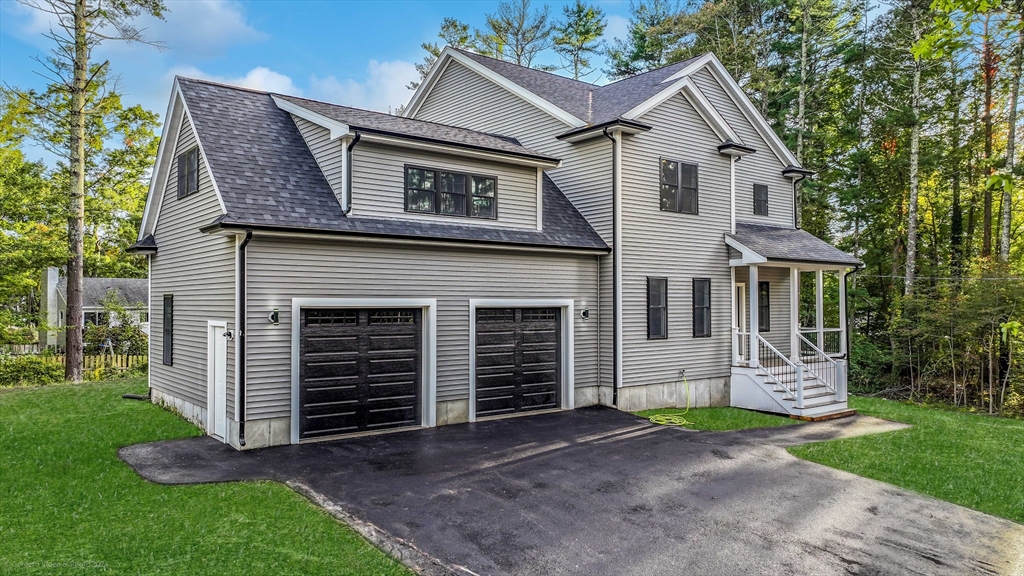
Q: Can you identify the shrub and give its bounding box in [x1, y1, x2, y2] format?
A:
[848, 332, 895, 394]
[0, 355, 63, 387]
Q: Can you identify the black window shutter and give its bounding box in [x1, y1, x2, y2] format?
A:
[176, 153, 186, 198]
[758, 281, 771, 332]
[162, 295, 173, 365]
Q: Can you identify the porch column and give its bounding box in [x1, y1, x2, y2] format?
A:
[815, 269, 824, 351]
[749, 264, 759, 364]
[790, 266, 800, 361]
[839, 267, 848, 356]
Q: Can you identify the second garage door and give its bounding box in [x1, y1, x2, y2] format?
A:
[475, 308, 561, 417]
[298, 308, 421, 439]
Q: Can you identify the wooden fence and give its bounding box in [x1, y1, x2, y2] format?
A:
[42, 354, 147, 370]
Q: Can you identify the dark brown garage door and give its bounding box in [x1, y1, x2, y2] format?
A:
[475, 308, 561, 417]
[298, 308, 421, 439]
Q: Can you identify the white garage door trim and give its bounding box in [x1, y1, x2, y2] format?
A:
[468, 298, 575, 422]
[290, 297, 438, 444]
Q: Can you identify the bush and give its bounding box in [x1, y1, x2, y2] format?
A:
[848, 332, 895, 394]
[0, 355, 63, 387]
[84, 323, 147, 355]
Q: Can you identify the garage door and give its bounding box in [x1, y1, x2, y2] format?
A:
[298, 308, 421, 439]
[475, 308, 561, 417]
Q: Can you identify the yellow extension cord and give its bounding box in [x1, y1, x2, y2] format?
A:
[647, 375, 694, 426]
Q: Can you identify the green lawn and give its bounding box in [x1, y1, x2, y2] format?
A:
[0, 380, 410, 575]
[636, 406, 800, 431]
[789, 396, 1024, 524]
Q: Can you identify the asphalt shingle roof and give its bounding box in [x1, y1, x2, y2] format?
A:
[57, 277, 149, 308]
[455, 49, 702, 125]
[729, 223, 861, 267]
[274, 93, 555, 162]
[175, 78, 607, 251]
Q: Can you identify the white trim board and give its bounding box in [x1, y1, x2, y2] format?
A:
[272, 95, 351, 140]
[622, 76, 741, 144]
[468, 298, 575, 422]
[289, 297, 438, 444]
[404, 46, 587, 128]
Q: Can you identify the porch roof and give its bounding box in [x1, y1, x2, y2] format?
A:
[726, 222, 862, 267]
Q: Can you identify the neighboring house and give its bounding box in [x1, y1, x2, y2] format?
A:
[130, 49, 859, 450]
[39, 267, 150, 349]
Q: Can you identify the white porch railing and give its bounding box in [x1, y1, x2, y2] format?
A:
[733, 328, 750, 365]
[799, 327, 845, 357]
[798, 333, 847, 401]
[755, 334, 805, 408]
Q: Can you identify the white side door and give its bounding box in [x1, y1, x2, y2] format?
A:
[208, 321, 228, 439]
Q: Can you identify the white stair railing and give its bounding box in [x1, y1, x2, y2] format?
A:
[755, 335, 805, 408]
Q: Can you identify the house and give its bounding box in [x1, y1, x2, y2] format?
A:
[130, 48, 860, 450]
[39, 267, 150, 349]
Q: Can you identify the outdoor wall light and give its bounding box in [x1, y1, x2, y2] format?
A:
[580, 307, 590, 320]
[268, 308, 279, 325]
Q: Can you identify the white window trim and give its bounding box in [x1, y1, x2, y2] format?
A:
[468, 298, 575, 422]
[289, 297, 438, 444]
[206, 320, 228, 440]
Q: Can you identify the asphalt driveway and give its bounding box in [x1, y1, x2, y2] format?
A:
[121, 408, 1024, 576]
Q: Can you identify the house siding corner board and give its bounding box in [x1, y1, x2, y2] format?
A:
[149, 113, 236, 416]
[243, 238, 600, 420]
[350, 142, 538, 229]
[620, 93, 733, 387]
[690, 68, 795, 228]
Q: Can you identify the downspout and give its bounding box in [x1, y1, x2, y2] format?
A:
[237, 229, 253, 446]
[603, 127, 622, 406]
[792, 173, 808, 229]
[342, 132, 362, 216]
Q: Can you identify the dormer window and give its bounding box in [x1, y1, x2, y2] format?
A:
[405, 165, 496, 219]
[753, 184, 768, 215]
[176, 147, 199, 199]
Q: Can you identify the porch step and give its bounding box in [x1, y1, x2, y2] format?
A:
[790, 409, 858, 422]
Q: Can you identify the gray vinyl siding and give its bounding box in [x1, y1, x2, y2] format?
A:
[414, 60, 614, 388]
[736, 265, 792, 356]
[290, 114, 345, 204]
[244, 237, 600, 419]
[150, 113, 236, 414]
[350, 142, 539, 229]
[690, 68, 795, 228]
[619, 92, 734, 386]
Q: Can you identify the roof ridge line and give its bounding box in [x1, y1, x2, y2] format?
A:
[598, 53, 710, 88]
[453, 47, 598, 88]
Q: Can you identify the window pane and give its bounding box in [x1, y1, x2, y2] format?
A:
[649, 278, 667, 307]
[472, 176, 495, 198]
[471, 196, 495, 218]
[440, 172, 466, 194]
[649, 308, 667, 338]
[187, 149, 198, 192]
[407, 188, 434, 212]
[660, 184, 678, 211]
[681, 163, 698, 189]
[754, 184, 768, 215]
[407, 168, 434, 191]
[177, 154, 186, 198]
[660, 159, 678, 185]
[440, 192, 466, 215]
[680, 187, 697, 214]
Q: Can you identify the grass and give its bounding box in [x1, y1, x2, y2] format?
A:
[789, 396, 1024, 524]
[635, 406, 800, 431]
[0, 379, 410, 575]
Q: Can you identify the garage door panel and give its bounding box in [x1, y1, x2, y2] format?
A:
[475, 307, 560, 418]
[299, 308, 421, 439]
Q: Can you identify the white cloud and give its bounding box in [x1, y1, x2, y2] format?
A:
[603, 14, 631, 46]
[308, 60, 419, 112]
[164, 65, 302, 95]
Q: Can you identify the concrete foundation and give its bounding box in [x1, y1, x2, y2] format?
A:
[615, 377, 730, 412]
[151, 388, 208, 431]
[227, 417, 291, 450]
[437, 399, 470, 425]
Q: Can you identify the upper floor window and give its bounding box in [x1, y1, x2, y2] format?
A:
[660, 159, 698, 214]
[753, 184, 768, 215]
[405, 166, 496, 219]
[176, 147, 199, 199]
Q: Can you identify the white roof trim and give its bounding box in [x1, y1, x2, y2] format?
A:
[661, 54, 799, 167]
[622, 76, 740, 143]
[725, 235, 768, 266]
[403, 47, 587, 128]
[138, 80, 228, 239]
[271, 95, 351, 139]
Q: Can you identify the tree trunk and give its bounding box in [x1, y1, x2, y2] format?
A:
[982, 16, 996, 258]
[796, 1, 809, 164]
[906, 15, 922, 296]
[1002, 25, 1022, 262]
[950, 54, 964, 283]
[64, 0, 88, 383]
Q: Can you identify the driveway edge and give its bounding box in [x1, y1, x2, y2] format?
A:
[286, 480, 474, 576]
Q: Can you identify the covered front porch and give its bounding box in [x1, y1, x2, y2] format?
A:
[725, 223, 861, 418]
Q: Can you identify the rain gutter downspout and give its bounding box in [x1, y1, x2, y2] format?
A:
[603, 127, 622, 406]
[237, 229, 253, 446]
[342, 132, 362, 216]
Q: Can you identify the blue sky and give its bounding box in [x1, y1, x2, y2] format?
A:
[0, 0, 633, 165]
